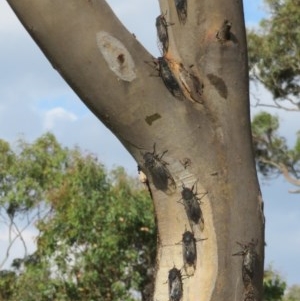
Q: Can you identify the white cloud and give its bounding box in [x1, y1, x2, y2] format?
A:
[43, 107, 77, 130]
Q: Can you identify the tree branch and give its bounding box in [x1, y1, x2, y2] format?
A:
[250, 74, 300, 111]
[259, 158, 300, 191]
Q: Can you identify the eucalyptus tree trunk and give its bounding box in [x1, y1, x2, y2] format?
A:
[7, 0, 265, 300]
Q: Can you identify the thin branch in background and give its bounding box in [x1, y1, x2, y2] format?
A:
[253, 102, 300, 112]
[0, 218, 22, 269]
[249, 73, 300, 111]
[250, 90, 300, 111]
[0, 209, 40, 269]
[0, 197, 54, 268]
[11, 218, 28, 259]
[259, 158, 300, 193]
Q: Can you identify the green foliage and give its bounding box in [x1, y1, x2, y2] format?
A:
[0, 270, 16, 301]
[0, 133, 156, 301]
[0, 133, 69, 218]
[263, 267, 287, 301]
[248, 0, 300, 101]
[251, 111, 300, 178]
[284, 285, 300, 301]
[263, 269, 300, 301]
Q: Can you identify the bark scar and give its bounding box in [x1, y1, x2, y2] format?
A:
[96, 31, 136, 82]
[145, 113, 162, 125]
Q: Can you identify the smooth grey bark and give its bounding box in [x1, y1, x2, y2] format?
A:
[7, 0, 264, 300]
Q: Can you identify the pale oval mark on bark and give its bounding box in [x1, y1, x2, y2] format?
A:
[96, 31, 136, 82]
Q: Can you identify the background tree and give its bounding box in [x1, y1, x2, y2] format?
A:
[247, 0, 300, 111]
[6, 0, 264, 300]
[263, 266, 286, 301]
[251, 111, 300, 192]
[284, 285, 300, 301]
[247, 0, 300, 191]
[0, 133, 156, 301]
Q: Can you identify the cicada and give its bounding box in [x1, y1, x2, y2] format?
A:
[181, 230, 207, 275]
[142, 143, 176, 194]
[179, 182, 207, 231]
[168, 267, 183, 301]
[233, 239, 258, 288]
[156, 13, 173, 55]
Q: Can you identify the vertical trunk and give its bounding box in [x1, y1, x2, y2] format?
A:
[6, 0, 264, 300]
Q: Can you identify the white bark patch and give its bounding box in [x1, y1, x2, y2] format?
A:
[96, 31, 136, 82]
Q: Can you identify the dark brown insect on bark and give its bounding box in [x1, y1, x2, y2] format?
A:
[179, 182, 207, 231]
[144, 57, 184, 100]
[216, 19, 232, 43]
[232, 239, 258, 288]
[168, 267, 183, 301]
[155, 13, 173, 55]
[142, 143, 176, 194]
[174, 0, 187, 24]
[157, 57, 184, 100]
[179, 230, 207, 275]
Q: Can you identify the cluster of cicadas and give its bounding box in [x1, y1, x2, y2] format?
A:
[148, 1, 233, 105]
[139, 143, 207, 301]
[139, 141, 259, 301]
[141, 3, 255, 298]
[148, 0, 204, 104]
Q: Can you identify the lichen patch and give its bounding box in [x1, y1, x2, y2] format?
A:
[96, 31, 136, 82]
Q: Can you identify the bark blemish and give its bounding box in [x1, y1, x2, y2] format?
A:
[216, 20, 232, 43]
[96, 31, 136, 81]
[207, 73, 228, 99]
[180, 157, 192, 169]
[145, 113, 162, 125]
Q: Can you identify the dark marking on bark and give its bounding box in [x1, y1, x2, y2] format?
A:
[174, 0, 187, 24]
[216, 19, 232, 43]
[117, 53, 125, 64]
[207, 73, 228, 99]
[145, 113, 162, 125]
[180, 158, 191, 169]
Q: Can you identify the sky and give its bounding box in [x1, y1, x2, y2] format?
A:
[0, 0, 299, 286]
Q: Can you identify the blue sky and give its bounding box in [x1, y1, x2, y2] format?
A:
[0, 0, 299, 286]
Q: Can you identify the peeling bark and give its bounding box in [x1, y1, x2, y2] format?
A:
[6, 0, 264, 300]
